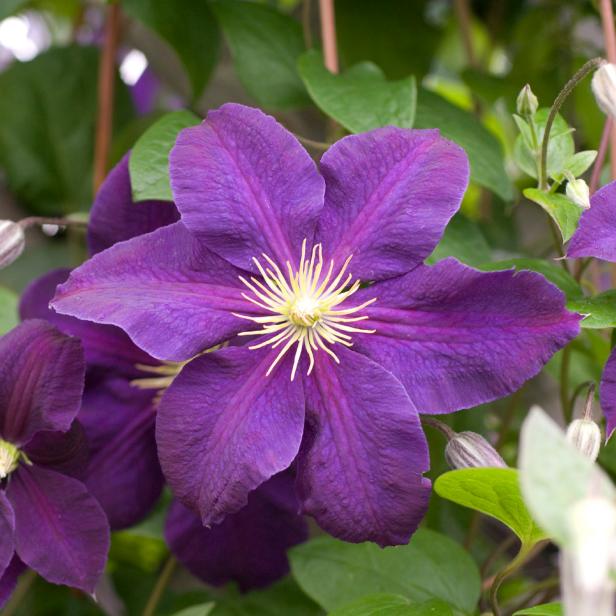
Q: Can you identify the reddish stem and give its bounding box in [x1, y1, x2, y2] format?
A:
[599, 0, 616, 179]
[590, 117, 612, 194]
[93, 3, 121, 192]
[319, 0, 338, 73]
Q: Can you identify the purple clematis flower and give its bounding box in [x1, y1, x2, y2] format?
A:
[0, 319, 109, 607]
[567, 180, 616, 438]
[22, 155, 307, 589]
[52, 103, 580, 545]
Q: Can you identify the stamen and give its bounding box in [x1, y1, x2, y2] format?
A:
[235, 239, 376, 380]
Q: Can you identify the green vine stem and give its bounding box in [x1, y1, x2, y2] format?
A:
[142, 555, 177, 616]
[539, 57, 604, 190]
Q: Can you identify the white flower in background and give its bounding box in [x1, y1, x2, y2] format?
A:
[592, 62, 616, 119]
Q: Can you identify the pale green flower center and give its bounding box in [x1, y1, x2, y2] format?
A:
[0, 439, 20, 479]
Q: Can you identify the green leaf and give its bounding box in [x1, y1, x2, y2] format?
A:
[173, 604, 215, 616]
[561, 150, 597, 179]
[335, 0, 440, 80]
[298, 51, 416, 133]
[519, 407, 615, 546]
[329, 595, 454, 616]
[122, 0, 219, 101]
[434, 468, 546, 548]
[514, 602, 562, 616]
[428, 214, 491, 267]
[513, 109, 574, 180]
[567, 290, 616, 329]
[289, 529, 480, 614]
[523, 188, 581, 242]
[414, 89, 513, 201]
[0, 45, 133, 215]
[211, 0, 308, 108]
[0, 287, 18, 335]
[479, 258, 583, 300]
[129, 110, 200, 202]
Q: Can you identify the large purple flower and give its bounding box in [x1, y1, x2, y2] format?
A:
[53, 103, 580, 545]
[0, 320, 109, 607]
[22, 156, 307, 588]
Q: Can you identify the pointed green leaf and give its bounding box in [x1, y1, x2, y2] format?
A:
[329, 595, 454, 616]
[523, 188, 582, 242]
[298, 51, 416, 133]
[129, 110, 200, 202]
[514, 602, 563, 615]
[567, 290, 616, 329]
[435, 468, 546, 548]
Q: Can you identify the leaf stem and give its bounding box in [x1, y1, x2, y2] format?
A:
[2, 569, 37, 616]
[142, 555, 177, 616]
[560, 345, 573, 423]
[539, 57, 604, 190]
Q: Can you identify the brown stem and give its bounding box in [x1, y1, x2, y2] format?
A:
[421, 416, 455, 440]
[142, 556, 177, 616]
[590, 118, 612, 193]
[599, 0, 616, 179]
[318, 0, 338, 73]
[453, 0, 477, 68]
[93, 2, 121, 193]
[302, 0, 313, 49]
[19, 216, 88, 230]
[295, 134, 331, 151]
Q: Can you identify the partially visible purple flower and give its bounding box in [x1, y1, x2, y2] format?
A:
[22, 156, 307, 590]
[0, 320, 109, 607]
[53, 104, 581, 546]
[600, 351, 616, 440]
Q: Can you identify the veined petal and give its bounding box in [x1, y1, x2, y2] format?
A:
[317, 128, 469, 281]
[297, 347, 431, 547]
[21, 269, 156, 378]
[7, 465, 109, 593]
[170, 103, 325, 271]
[0, 492, 15, 579]
[0, 320, 85, 445]
[88, 154, 179, 255]
[353, 258, 581, 413]
[156, 347, 305, 525]
[567, 180, 616, 261]
[52, 222, 261, 362]
[600, 348, 616, 439]
[165, 472, 307, 591]
[80, 378, 163, 530]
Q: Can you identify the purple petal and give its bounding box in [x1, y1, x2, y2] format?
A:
[317, 128, 469, 281]
[88, 154, 179, 255]
[165, 472, 307, 591]
[52, 222, 261, 362]
[23, 421, 89, 480]
[80, 378, 163, 530]
[297, 347, 431, 547]
[0, 320, 85, 445]
[156, 347, 305, 525]
[6, 465, 109, 593]
[170, 103, 325, 272]
[567, 181, 616, 261]
[600, 348, 616, 438]
[21, 269, 155, 377]
[0, 492, 15, 578]
[353, 258, 581, 413]
[0, 557, 25, 610]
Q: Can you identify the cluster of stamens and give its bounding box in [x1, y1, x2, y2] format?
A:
[234, 239, 376, 380]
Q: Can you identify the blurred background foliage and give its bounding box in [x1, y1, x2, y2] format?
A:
[0, 1, 613, 614]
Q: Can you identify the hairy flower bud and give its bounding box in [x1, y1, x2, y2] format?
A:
[0, 220, 25, 270]
[444, 431, 507, 470]
[592, 62, 616, 119]
[516, 84, 539, 117]
[566, 419, 602, 461]
[566, 174, 591, 210]
[0, 439, 20, 479]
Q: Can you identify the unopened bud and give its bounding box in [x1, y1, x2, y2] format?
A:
[566, 173, 591, 209]
[445, 431, 507, 470]
[592, 62, 616, 119]
[567, 419, 602, 461]
[0, 221, 25, 270]
[516, 84, 539, 117]
[0, 439, 20, 479]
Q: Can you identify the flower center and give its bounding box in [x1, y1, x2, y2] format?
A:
[234, 239, 376, 380]
[0, 439, 20, 479]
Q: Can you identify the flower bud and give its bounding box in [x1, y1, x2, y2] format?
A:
[566, 418, 602, 461]
[0, 439, 20, 479]
[566, 174, 591, 209]
[516, 84, 539, 117]
[592, 62, 616, 119]
[0, 220, 25, 270]
[444, 431, 507, 470]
